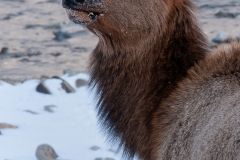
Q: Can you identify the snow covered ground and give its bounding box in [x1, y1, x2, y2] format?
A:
[0, 73, 121, 160]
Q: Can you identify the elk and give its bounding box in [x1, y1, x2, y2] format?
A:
[62, 0, 240, 159]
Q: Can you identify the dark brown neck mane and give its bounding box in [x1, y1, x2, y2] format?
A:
[89, 1, 209, 159]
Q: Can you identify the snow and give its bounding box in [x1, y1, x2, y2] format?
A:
[0, 73, 121, 160]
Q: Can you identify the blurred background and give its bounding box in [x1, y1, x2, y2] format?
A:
[0, 0, 98, 84]
[0, 0, 239, 159]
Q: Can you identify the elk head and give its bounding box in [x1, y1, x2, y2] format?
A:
[62, 0, 174, 45]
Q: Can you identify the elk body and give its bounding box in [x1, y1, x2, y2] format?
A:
[62, 0, 240, 159]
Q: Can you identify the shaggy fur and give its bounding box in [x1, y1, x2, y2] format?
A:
[87, 0, 209, 159]
[155, 42, 240, 159]
[63, 0, 240, 159]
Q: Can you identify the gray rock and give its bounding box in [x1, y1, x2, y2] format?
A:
[104, 158, 115, 160]
[53, 30, 71, 41]
[215, 11, 240, 18]
[47, 0, 60, 3]
[25, 24, 42, 29]
[24, 110, 38, 115]
[95, 158, 103, 160]
[3, 14, 14, 20]
[20, 58, 30, 63]
[44, 105, 57, 113]
[76, 79, 89, 88]
[36, 77, 76, 94]
[27, 51, 41, 57]
[212, 32, 231, 44]
[73, 47, 87, 53]
[36, 144, 58, 160]
[90, 146, 100, 151]
[63, 69, 80, 76]
[108, 149, 116, 153]
[36, 82, 51, 94]
[50, 52, 61, 57]
[52, 76, 75, 93]
[13, 54, 24, 58]
[0, 47, 8, 55]
[62, 80, 75, 93]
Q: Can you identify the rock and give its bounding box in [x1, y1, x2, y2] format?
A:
[63, 69, 80, 76]
[25, 24, 42, 29]
[94, 157, 115, 160]
[212, 32, 231, 44]
[53, 30, 71, 41]
[47, 0, 60, 3]
[0, 47, 8, 55]
[20, 58, 30, 63]
[104, 158, 115, 160]
[3, 14, 13, 20]
[73, 47, 87, 52]
[44, 105, 57, 113]
[39, 78, 74, 94]
[36, 144, 58, 160]
[40, 75, 50, 80]
[27, 51, 41, 57]
[13, 54, 24, 58]
[3, 12, 23, 20]
[90, 146, 100, 151]
[36, 82, 51, 94]
[215, 11, 240, 18]
[62, 80, 75, 93]
[76, 79, 89, 88]
[24, 110, 38, 115]
[52, 76, 75, 93]
[0, 123, 18, 129]
[50, 52, 61, 57]
[200, 4, 236, 10]
[108, 149, 116, 153]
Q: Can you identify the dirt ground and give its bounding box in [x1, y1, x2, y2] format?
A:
[0, 0, 240, 83]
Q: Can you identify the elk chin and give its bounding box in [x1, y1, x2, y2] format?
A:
[65, 9, 99, 25]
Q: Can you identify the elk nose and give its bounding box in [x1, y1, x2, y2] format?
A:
[74, 0, 85, 3]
